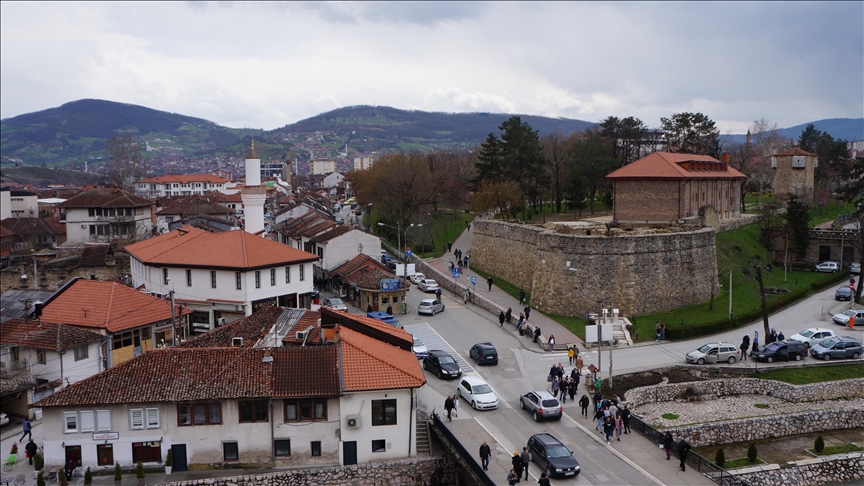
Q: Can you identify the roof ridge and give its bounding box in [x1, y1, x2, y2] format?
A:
[105, 282, 116, 326]
[240, 231, 249, 267]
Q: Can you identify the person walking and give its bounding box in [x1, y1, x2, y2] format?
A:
[603, 415, 615, 444]
[575, 353, 584, 375]
[505, 307, 512, 324]
[386, 304, 393, 315]
[678, 437, 692, 472]
[560, 378, 569, 404]
[24, 438, 38, 465]
[621, 405, 631, 434]
[615, 409, 624, 440]
[740, 334, 750, 361]
[580, 394, 590, 417]
[660, 323, 666, 341]
[594, 406, 605, 430]
[487, 276, 494, 291]
[435, 287, 442, 300]
[499, 311, 506, 328]
[551, 376, 560, 397]
[547, 334, 555, 352]
[444, 395, 455, 421]
[447, 241, 452, 252]
[519, 289, 526, 305]
[479, 441, 491, 471]
[524, 305, 531, 320]
[507, 469, 519, 486]
[656, 322, 662, 342]
[520, 447, 530, 480]
[512, 452, 524, 481]
[464, 287, 471, 304]
[19, 417, 32, 442]
[662, 432, 674, 460]
[569, 376, 578, 402]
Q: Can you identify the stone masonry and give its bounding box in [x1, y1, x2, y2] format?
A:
[469, 219, 719, 317]
[736, 454, 864, 486]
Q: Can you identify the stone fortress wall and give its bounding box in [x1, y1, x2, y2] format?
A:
[469, 219, 720, 317]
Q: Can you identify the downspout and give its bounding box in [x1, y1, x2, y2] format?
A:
[408, 388, 414, 457]
[270, 398, 275, 468]
[678, 180, 682, 219]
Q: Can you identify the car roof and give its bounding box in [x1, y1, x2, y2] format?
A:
[428, 349, 452, 357]
[461, 375, 489, 386]
[419, 299, 437, 303]
[529, 390, 557, 400]
[531, 433, 564, 446]
[474, 342, 496, 349]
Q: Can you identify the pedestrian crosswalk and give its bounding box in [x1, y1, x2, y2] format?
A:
[405, 322, 477, 376]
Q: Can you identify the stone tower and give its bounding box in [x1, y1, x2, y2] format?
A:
[772, 147, 817, 206]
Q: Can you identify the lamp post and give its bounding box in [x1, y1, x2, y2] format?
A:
[569, 266, 614, 388]
[377, 222, 423, 265]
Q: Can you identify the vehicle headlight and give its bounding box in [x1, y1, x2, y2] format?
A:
[556, 468, 563, 472]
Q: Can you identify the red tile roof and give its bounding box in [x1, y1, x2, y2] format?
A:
[179, 306, 285, 348]
[139, 174, 228, 184]
[339, 327, 425, 392]
[606, 152, 745, 180]
[308, 225, 354, 244]
[125, 225, 319, 270]
[0, 319, 104, 351]
[35, 348, 275, 406]
[40, 278, 191, 333]
[271, 346, 340, 397]
[60, 188, 152, 208]
[0, 217, 66, 237]
[774, 147, 816, 157]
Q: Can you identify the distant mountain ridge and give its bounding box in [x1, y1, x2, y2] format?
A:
[724, 118, 864, 145]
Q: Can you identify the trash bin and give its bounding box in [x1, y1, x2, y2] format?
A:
[401, 302, 407, 314]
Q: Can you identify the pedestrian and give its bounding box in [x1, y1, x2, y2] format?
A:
[662, 432, 674, 460]
[551, 376, 560, 397]
[594, 406, 605, 430]
[487, 276, 494, 291]
[449, 261, 454, 273]
[517, 313, 525, 333]
[19, 417, 32, 442]
[740, 340, 748, 361]
[570, 375, 579, 402]
[463, 255, 468, 267]
[452, 395, 458, 417]
[560, 378, 568, 403]
[464, 287, 471, 304]
[448, 241, 452, 252]
[615, 409, 624, 440]
[65, 459, 76, 480]
[660, 323, 666, 341]
[436, 288, 442, 300]
[751, 339, 759, 358]
[603, 415, 615, 444]
[524, 305, 531, 320]
[621, 405, 631, 434]
[25, 438, 38, 465]
[593, 391, 602, 410]
[580, 394, 590, 418]
[557, 363, 565, 380]
[505, 307, 512, 324]
[499, 310, 506, 328]
[575, 353, 584, 375]
[512, 452, 523, 480]
[466, 220, 470, 231]
[479, 441, 491, 471]
[533, 327, 541, 343]
[678, 437, 692, 472]
[519, 288, 526, 305]
[507, 469, 519, 486]
[444, 395, 455, 421]
[568, 346, 575, 365]
[367, 303, 373, 313]
[454, 248, 459, 259]
[778, 330, 785, 341]
[547, 334, 555, 352]
[538, 473, 551, 486]
[655, 322, 662, 342]
[520, 447, 531, 480]
[386, 304, 393, 315]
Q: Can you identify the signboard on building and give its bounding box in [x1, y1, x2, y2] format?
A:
[380, 279, 402, 291]
[93, 432, 119, 441]
[252, 297, 278, 311]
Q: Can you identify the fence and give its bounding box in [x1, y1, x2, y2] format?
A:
[627, 413, 755, 486]
[429, 410, 495, 486]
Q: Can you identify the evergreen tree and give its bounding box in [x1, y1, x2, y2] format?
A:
[660, 112, 721, 157]
[747, 443, 758, 463]
[814, 435, 825, 453]
[784, 194, 811, 259]
[715, 448, 726, 468]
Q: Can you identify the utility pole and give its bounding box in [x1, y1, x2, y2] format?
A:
[170, 290, 176, 347]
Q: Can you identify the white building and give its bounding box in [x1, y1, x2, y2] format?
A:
[34, 307, 424, 471]
[125, 226, 319, 331]
[135, 174, 228, 198]
[7, 190, 39, 217]
[353, 157, 375, 171]
[240, 142, 266, 235]
[59, 188, 154, 243]
[322, 172, 345, 189]
[0, 187, 11, 220]
[311, 159, 336, 175]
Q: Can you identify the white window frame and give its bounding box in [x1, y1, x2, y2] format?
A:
[80, 410, 95, 432]
[64, 411, 78, 433]
[299, 264, 305, 281]
[145, 407, 160, 428]
[97, 410, 112, 431]
[130, 408, 144, 430]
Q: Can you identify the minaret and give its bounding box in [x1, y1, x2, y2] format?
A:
[241, 141, 266, 235]
[284, 151, 293, 188]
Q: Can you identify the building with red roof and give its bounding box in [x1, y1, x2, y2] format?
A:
[606, 152, 745, 224]
[135, 174, 229, 198]
[59, 187, 155, 243]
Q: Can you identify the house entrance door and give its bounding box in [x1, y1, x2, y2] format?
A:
[343, 441, 357, 465]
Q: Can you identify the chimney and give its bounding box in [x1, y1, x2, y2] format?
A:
[721, 153, 729, 170]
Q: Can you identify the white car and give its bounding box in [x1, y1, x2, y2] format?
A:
[411, 337, 428, 359]
[789, 328, 838, 348]
[418, 299, 445, 315]
[0, 411, 8, 426]
[410, 273, 426, 285]
[851, 263, 861, 275]
[814, 261, 840, 273]
[417, 279, 439, 293]
[833, 309, 864, 326]
[457, 376, 499, 410]
[323, 297, 348, 312]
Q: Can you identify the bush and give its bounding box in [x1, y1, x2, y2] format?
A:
[165, 449, 173, 467]
[815, 435, 825, 453]
[715, 448, 726, 468]
[747, 443, 758, 463]
[37, 472, 45, 486]
[57, 468, 67, 486]
[136, 462, 144, 478]
[34, 452, 44, 470]
[114, 462, 122, 481]
[84, 467, 93, 484]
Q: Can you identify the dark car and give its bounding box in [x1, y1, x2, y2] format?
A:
[810, 336, 862, 360]
[836, 286, 853, 301]
[527, 433, 581, 478]
[469, 342, 498, 365]
[422, 350, 462, 379]
[755, 340, 807, 362]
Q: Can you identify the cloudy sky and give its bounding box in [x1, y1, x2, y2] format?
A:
[1, 2, 861, 133]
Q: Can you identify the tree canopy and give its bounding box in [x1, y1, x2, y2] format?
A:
[660, 112, 720, 157]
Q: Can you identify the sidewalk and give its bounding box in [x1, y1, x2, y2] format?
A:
[427, 226, 582, 352]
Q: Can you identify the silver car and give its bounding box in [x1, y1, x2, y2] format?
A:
[417, 279, 439, 292]
[685, 342, 740, 364]
[323, 297, 348, 312]
[519, 390, 562, 422]
[418, 299, 445, 315]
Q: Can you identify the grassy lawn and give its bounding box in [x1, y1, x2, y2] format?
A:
[469, 267, 531, 306]
[723, 457, 765, 469]
[753, 365, 864, 385]
[809, 444, 864, 455]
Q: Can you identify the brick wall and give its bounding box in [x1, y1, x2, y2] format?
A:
[613, 180, 682, 222]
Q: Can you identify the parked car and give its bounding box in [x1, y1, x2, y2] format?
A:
[832, 309, 864, 326]
[423, 350, 462, 379]
[755, 340, 807, 362]
[381, 252, 394, 264]
[788, 328, 837, 348]
[411, 336, 428, 359]
[335, 217, 344, 225]
[836, 286, 853, 301]
[520, 390, 562, 422]
[814, 261, 840, 273]
[810, 336, 862, 360]
[409, 273, 426, 284]
[366, 311, 402, 329]
[685, 342, 740, 364]
[322, 297, 348, 312]
[456, 376, 499, 410]
[0, 411, 8, 426]
[851, 263, 861, 274]
[417, 279, 440, 293]
[527, 433, 581, 478]
[469, 342, 499, 365]
[418, 299, 445, 315]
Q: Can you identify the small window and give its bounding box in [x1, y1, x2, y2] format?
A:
[74, 345, 88, 361]
[10, 346, 19, 362]
[372, 439, 386, 453]
[239, 400, 268, 423]
[80, 410, 95, 432]
[255, 271, 261, 288]
[211, 271, 217, 289]
[236, 272, 242, 290]
[223, 442, 239, 462]
[130, 409, 144, 429]
[97, 410, 111, 431]
[270, 268, 276, 286]
[146, 408, 160, 428]
[36, 350, 46, 364]
[285, 266, 290, 283]
[371, 399, 397, 426]
[284, 400, 327, 422]
[186, 269, 192, 286]
[163, 268, 169, 285]
[177, 403, 221, 425]
[299, 265, 305, 281]
[64, 412, 78, 433]
[274, 439, 291, 457]
[310, 441, 321, 457]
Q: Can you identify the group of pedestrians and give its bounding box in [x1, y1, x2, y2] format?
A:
[662, 432, 692, 472]
[548, 363, 582, 403]
[591, 394, 631, 445]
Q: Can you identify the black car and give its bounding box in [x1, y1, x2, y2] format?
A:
[527, 433, 581, 478]
[836, 286, 853, 301]
[469, 342, 498, 365]
[755, 340, 807, 362]
[422, 350, 462, 379]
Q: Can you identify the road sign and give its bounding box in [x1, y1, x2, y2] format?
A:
[452, 267, 461, 279]
[406, 248, 412, 258]
[471, 276, 476, 285]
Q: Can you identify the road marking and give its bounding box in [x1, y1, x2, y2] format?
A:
[561, 412, 664, 486]
[405, 322, 476, 375]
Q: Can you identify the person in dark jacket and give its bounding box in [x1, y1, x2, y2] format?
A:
[487, 276, 494, 291]
[580, 394, 590, 418]
[538, 473, 551, 486]
[479, 441, 491, 471]
[621, 405, 631, 434]
[24, 438, 38, 465]
[741, 334, 750, 361]
[533, 327, 541, 343]
[519, 288, 526, 304]
[520, 447, 530, 480]
[663, 432, 674, 460]
[678, 437, 692, 471]
[507, 469, 519, 486]
[512, 452, 524, 481]
[65, 460, 75, 481]
[499, 311, 506, 328]
[444, 396, 455, 421]
[505, 307, 512, 323]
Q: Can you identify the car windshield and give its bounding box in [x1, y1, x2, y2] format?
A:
[483, 350, 496, 356]
[413, 338, 423, 347]
[799, 330, 814, 338]
[818, 338, 837, 348]
[472, 384, 493, 394]
[697, 344, 714, 353]
[328, 299, 344, 306]
[541, 399, 560, 407]
[842, 310, 857, 317]
[546, 445, 571, 459]
[438, 355, 456, 365]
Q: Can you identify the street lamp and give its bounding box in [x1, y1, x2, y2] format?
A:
[569, 266, 615, 388]
[377, 222, 423, 264]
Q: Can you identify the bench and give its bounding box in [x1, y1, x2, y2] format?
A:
[44, 466, 61, 482]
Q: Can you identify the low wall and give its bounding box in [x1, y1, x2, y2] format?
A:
[736, 454, 864, 486]
[156, 457, 457, 486]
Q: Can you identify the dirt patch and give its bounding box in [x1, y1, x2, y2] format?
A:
[598, 368, 710, 400]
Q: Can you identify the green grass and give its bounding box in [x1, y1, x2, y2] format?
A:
[809, 444, 864, 456]
[661, 413, 679, 420]
[754, 404, 770, 409]
[810, 199, 854, 225]
[753, 365, 864, 385]
[723, 457, 765, 469]
[469, 267, 531, 306]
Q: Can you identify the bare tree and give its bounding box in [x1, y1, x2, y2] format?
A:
[750, 119, 788, 197]
[105, 135, 144, 190]
[541, 132, 570, 213]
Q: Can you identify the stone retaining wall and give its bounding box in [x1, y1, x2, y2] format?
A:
[155, 457, 457, 486]
[735, 454, 864, 486]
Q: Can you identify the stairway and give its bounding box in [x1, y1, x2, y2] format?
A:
[415, 419, 431, 455]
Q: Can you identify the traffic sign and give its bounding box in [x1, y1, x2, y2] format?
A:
[471, 276, 476, 285]
[452, 267, 461, 279]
